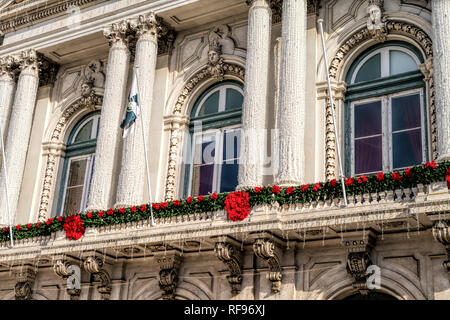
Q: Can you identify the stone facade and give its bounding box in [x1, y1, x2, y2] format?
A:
[0, 0, 449, 300]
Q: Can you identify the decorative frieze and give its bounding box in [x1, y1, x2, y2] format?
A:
[432, 220, 450, 273]
[155, 252, 182, 300]
[13, 266, 36, 300]
[83, 256, 111, 300]
[215, 242, 243, 296]
[253, 238, 282, 293]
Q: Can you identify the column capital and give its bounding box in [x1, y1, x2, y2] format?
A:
[0, 55, 17, 80]
[103, 20, 131, 46]
[129, 12, 159, 40]
[14, 49, 40, 73]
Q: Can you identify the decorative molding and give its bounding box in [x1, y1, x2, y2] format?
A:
[345, 232, 376, 295]
[37, 92, 103, 221]
[53, 259, 81, 300]
[13, 266, 36, 300]
[163, 62, 245, 201]
[214, 242, 243, 296]
[253, 238, 282, 293]
[432, 220, 450, 273]
[326, 19, 434, 178]
[83, 256, 111, 300]
[155, 252, 182, 300]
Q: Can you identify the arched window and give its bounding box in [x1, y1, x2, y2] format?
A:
[345, 42, 428, 176]
[57, 112, 100, 216]
[184, 81, 243, 197]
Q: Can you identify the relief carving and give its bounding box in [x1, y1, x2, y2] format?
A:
[432, 221, 450, 273]
[13, 266, 36, 300]
[155, 252, 182, 300]
[367, 0, 387, 42]
[83, 256, 111, 300]
[214, 242, 243, 296]
[253, 238, 282, 293]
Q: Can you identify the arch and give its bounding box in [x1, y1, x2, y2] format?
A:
[163, 59, 245, 201]
[37, 93, 103, 221]
[324, 18, 435, 179]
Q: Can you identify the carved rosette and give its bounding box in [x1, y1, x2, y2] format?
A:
[14, 267, 36, 300]
[53, 260, 81, 300]
[253, 239, 282, 293]
[432, 221, 450, 272]
[156, 253, 182, 300]
[345, 234, 375, 295]
[326, 20, 435, 178]
[83, 256, 111, 300]
[215, 242, 243, 296]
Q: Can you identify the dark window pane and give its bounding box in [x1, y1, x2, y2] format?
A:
[220, 159, 239, 193]
[355, 136, 382, 174]
[192, 164, 214, 196]
[355, 53, 381, 83]
[225, 88, 243, 111]
[74, 120, 93, 143]
[393, 129, 422, 169]
[223, 129, 240, 160]
[390, 50, 418, 76]
[392, 94, 421, 131]
[67, 159, 87, 187]
[354, 101, 382, 138]
[193, 135, 216, 165]
[63, 186, 84, 216]
[198, 91, 219, 116]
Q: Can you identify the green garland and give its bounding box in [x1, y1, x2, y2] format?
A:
[1, 161, 449, 243]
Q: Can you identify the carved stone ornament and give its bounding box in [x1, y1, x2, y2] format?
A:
[83, 256, 111, 300]
[253, 238, 282, 293]
[155, 252, 182, 300]
[432, 221, 450, 273]
[103, 20, 131, 46]
[38, 53, 60, 87]
[53, 260, 81, 300]
[214, 242, 243, 296]
[367, 0, 387, 42]
[84, 60, 105, 89]
[0, 55, 17, 81]
[14, 267, 36, 300]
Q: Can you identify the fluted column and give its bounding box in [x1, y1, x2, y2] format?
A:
[86, 21, 130, 211]
[237, 0, 272, 189]
[432, 0, 450, 161]
[0, 50, 39, 224]
[0, 56, 16, 147]
[275, 0, 307, 186]
[115, 13, 159, 207]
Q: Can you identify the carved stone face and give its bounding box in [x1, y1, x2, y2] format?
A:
[208, 50, 220, 65]
[81, 83, 92, 97]
[368, 5, 381, 24]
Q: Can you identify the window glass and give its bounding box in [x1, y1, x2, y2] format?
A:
[355, 53, 381, 83]
[191, 134, 216, 196]
[225, 88, 243, 111]
[63, 158, 87, 216]
[73, 120, 93, 143]
[220, 129, 241, 192]
[389, 50, 418, 76]
[355, 136, 383, 174]
[392, 94, 421, 131]
[392, 129, 422, 169]
[354, 101, 382, 137]
[198, 91, 220, 116]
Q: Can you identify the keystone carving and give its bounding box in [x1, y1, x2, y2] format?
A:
[155, 252, 182, 300]
[13, 266, 36, 300]
[53, 260, 81, 300]
[253, 238, 282, 293]
[367, 0, 387, 42]
[214, 242, 243, 296]
[432, 221, 450, 273]
[83, 256, 111, 300]
[345, 233, 376, 295]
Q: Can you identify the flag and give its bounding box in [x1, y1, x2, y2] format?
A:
[120, 71, 139, 138]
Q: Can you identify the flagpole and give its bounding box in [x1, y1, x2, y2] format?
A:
[0, 113, 14, 247]
[317, 19, 348, 206]
[134, 66, 155, 226]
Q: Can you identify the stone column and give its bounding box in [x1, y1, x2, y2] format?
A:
[115, 13, 159, 208]
[237, 0, 272, 189]
[0, 50, 39, 225]
[275, 0, 307, 186]
[432, 0, 450, 160]
[86, 21, 130, 211]
[0, 56, 16, 147]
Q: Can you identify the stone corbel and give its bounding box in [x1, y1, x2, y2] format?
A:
[83, 256, 111, 300]
[53, 259, 81, 300]
[214, 242, 243, 296]
[13, 266, 36, 300]
[155, 251, 183, 300]
[345, 232, 376, 295]
[253, 238, 283, 293]
[432, 221, 450, 273]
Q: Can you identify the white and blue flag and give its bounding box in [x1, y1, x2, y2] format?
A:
[120, 71, 139, 138]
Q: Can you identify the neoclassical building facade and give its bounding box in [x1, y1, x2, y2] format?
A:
[0, 0, 449, 300]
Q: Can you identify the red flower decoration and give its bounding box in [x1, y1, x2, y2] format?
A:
[87, 212, 93, 219]
[272, 185, 281, 194]
[160, 202, 169, 209]
[26, 223, 32, 229]
[152, 203, 160, 210]
[3, 227, 9, 232]
[425, 161, 436, 169]
[57, 216, 64, 222]
[376, 172, 384, 181]
[224, 191, 251, 222]
[404, 168, 413, 177]
[392, 172, 402, 181]
[345, 177, 354, 186]
[107, 208, 114, 215]
[330, 179, 337, 187]
[119, 207, 126, 214]
[197, 195, 204, 202]
[140, 204, 147, 212]
[46, 218, 53, 226]
[286, 187, 295, 195]
[15, 225, 22, 231]
[446, 166, 450, 188]
[210, 193, 218, 200]
[301, 184, 309, 192]
[173, 200, 180, 206]
[313, 183, 321, 192]
[357, 175, 368, 184]
[63, 215, 85, 240]
[98, 211, 105, 218]
[36, 222, 40, 229]
[254, 187, 262, 193]
[131, 206, 137, 213]
[186, 196, 192, 204]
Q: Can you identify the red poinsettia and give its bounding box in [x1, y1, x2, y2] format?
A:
[272, 185, 281, 194]
[345, 177, 354, 186]
[98, 211, 105, 218]
[357, 175, 368, 184]
[330, 179, 337, 187]
[425, 161, 436, 169]
[313, 183, 321, 192]
[301, 184, 309, 192]
[160, 202, 169, 209]
[140, 204, 147, 212]
[254, 187, 262, 193]
[87, 212, 93, 219]
[63, 215, 85, 240]
[173, 200, 180, 206]
[376, 172, 384, 181]
[107, 208, 114, 215]
[152, 203, 160, 210]
[392, 172, 402, 181]
[119, 207, 126, 214]
[197, 195, 204, 202]
[224, 191, 251, 222]
[210, 193, 218, 200]
[446, 166, 450, 188]
[36, 222, 41, 229]
[26, 223, 32, 229]
[286, 187, 295, 195]
[186, 196, 193, 204]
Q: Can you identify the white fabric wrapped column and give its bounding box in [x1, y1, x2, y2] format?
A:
[0, 56, 16, 147]
[115, 13, 158, 207]
[86, 21, 131, 211]
[432, 0, 450, 160]
[237, 0, 271, 189]
[275, 0, 306, 186]
[0, 50, 39, 224]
